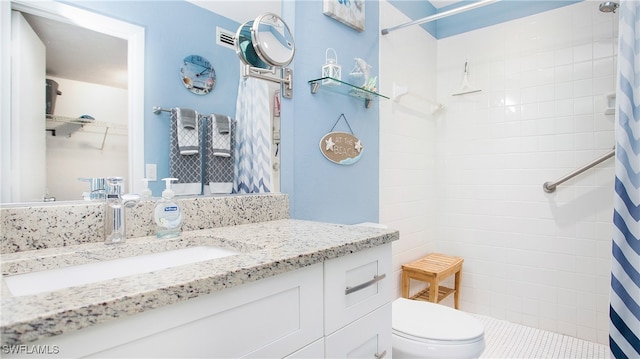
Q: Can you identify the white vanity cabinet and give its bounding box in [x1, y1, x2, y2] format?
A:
[15, 263, 324, 359]
[7, 243, 392, 358]
[324, 243, 392, 358]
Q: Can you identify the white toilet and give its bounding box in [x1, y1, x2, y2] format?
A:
[392, 298, 485, 358]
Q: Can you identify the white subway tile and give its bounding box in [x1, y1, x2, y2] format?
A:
[554, 82, 573, 100]
[555, 64, 574, 82]
[573, 114, 595, 133]
[555, 99, 574, 117]
[593, 76, 616, 97]
[574, 43, 593, 62]
[554, 48, 573, 66]
[574, 61, 593, 80]
[576, 326, 599, 343]
[574, 96, 594, 115]
[573, 79, 593, 98]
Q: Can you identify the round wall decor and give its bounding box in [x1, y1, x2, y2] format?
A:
[181, 55, 216, 95]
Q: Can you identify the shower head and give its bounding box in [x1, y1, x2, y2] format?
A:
[599, 1, 619, 13]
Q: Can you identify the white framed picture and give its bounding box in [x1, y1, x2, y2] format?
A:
[323, 0, 365, 32]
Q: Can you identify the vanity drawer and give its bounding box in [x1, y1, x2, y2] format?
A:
[325, 303, 392, 359]
[324, 243, 392, 334]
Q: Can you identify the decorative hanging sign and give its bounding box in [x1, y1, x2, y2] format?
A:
[319, 113, 363, 165]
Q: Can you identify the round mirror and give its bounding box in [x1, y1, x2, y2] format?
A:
[235, 20, 270, 69]
[235, 13, 295, 69]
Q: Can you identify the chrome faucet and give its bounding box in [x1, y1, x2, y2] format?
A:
[79, 177, 106, 200]
[104, 177, 140, 244]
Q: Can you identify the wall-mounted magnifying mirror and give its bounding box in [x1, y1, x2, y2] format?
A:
[235, 13, 294, 98]
[236, 20, 269, 70]
[251, 13, 295, 67]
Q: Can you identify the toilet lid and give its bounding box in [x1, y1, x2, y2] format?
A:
[392, 298, 484, 342]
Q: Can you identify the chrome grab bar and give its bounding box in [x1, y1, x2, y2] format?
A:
[543, 148, 615, 193]
[345, 274, 386, 295]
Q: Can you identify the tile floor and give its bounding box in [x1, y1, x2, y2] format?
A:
[472, 314, 611, 359]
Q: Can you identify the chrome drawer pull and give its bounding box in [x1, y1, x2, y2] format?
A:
[374, 350, 387, 359]
[345, 273, 386, 295]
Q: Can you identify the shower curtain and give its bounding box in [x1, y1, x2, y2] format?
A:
[609, 1, 640, 358]
[233, 76, 273, 193]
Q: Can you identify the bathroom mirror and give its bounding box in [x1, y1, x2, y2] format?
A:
[1, 1, 284, 205]
[0, 0, 144, 203]
[235, 12, 294, 98]
[252, 13, 295, 67]
[236, 20, 270, 70]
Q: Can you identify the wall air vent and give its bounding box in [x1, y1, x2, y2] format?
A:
[216, 27, 236, 50]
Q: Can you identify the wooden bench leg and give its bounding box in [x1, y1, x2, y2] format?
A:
[429, 280, 438, 303]
[401, 271, 410, 298]
[454, 270, 462, 309]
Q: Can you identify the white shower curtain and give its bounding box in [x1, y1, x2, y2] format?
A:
[233, 76, 273, 193]
[609, 1, 640, 358]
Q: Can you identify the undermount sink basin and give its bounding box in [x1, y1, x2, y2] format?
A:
[4, 246, 239, 296]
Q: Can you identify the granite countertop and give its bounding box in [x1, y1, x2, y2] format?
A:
[1, 219, 398, 345]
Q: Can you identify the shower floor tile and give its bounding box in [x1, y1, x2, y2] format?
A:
[472, 314, 610, 359]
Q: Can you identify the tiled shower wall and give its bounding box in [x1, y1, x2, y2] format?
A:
[380, 0, 616, 346]
[379, 0, 439, 297]
[435, 1, 616, 344]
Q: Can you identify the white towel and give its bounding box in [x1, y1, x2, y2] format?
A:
[211, 114, 231, 157]
[175, 108, 199, 155]
[208, 182, 233, 194]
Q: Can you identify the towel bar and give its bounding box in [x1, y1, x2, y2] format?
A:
[152, 106, 172, 114]
[153, 107, 210, 119]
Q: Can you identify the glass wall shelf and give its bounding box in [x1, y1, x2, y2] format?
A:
[308, 77, 389, 108]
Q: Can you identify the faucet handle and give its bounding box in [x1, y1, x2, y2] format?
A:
[122, 193, 141, 208]
[105, 176, 125, 196]
[79, 177, 105, 190]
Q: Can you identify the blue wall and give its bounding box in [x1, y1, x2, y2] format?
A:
[67, 1, 241, 196]
[69, 0, 381, 225]
[281, 1, 381, 224]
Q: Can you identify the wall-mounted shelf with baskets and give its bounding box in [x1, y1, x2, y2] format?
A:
[46, 114, 127, 150]
[308, 77, 389, 108]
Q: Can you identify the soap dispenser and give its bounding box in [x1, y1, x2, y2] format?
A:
[140, 178, 152, 199]
[154, 178, 183, 238]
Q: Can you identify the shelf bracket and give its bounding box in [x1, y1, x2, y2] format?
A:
[100, 127, 110, 150]
[310, 81, 320, 94]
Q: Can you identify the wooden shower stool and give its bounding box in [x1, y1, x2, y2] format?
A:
[401, 253, 463, 309]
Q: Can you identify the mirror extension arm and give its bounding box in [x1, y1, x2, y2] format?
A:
[241, 65, 293, 98]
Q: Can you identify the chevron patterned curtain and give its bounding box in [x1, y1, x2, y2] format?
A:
[609, 1, 640, 358]
[233, 76, 273, 194]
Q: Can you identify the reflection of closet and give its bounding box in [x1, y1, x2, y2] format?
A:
[6, 6, 131, 203]
[8, 10, 47, 203]
[45, 114, 127, 150]
[44, 76, 129, 201]
[44, 75, 128, 149]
